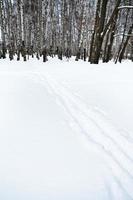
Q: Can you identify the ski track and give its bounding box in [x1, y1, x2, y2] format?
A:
[62, 82, 133, 145]
[26, 71, 133, 199]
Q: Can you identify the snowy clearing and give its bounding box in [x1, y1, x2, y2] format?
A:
[0, 57, 133, 200]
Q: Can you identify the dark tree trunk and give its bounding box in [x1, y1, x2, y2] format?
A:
[42, 47, 47, 62]
[119, 25, 133, 63]
[83, 48, 86, 61]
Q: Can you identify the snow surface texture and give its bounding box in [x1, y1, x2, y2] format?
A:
[0, 57, 133, 200]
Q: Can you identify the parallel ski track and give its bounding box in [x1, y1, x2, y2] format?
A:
[28, 72, 133, 199]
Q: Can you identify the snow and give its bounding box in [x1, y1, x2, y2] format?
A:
[118, 6, 133, 9]
[0, 57, 133, 200]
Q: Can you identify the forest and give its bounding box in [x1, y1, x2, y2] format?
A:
[0, 0, 133, 63]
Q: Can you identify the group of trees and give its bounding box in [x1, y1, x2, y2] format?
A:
[0, 0, 133, 63]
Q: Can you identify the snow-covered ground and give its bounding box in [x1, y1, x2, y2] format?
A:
[0, 57, 133, 200]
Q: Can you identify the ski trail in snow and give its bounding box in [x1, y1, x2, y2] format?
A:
[62, 82, 133, 145]
[29, 72, 133, 199]
[120, 129, 133, 144]
[59, 86, 133, 161]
